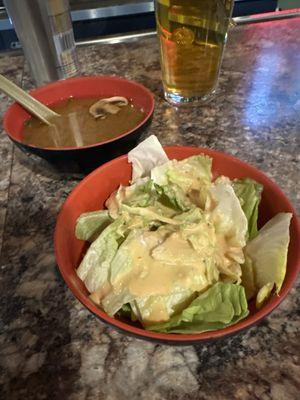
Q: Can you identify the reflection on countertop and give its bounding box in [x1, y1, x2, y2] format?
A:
[0, 16, 299, 400]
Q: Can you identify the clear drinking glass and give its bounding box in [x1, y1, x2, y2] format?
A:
[155, 0, 234, 105]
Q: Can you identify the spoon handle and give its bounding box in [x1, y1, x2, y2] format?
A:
[0, 74, 59, 125]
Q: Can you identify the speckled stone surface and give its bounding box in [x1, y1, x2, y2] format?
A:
[0, 54, 24, 252]
[0, 17, 299, 400]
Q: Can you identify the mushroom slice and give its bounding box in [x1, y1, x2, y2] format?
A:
[106, 96, 129, 107]
[89, 96, 129, 119]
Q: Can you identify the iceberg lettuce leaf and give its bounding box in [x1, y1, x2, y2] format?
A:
[256, 282, 274, 309]
[132, 290, 195, 325]
[147, 283, 249, 333]
[241, 255, 257, 300]
[75, 210, 112, 242]
[155, 183, 194, 211]
[152, 155, 212, 209]
[105, 179, 152, 219]
[207, 177, 248, 250]
[233, 178, 263, 240]
[245, 212, 292, 295]
[120, 203, 180, 225]
[105, 185, 127, 219]
[76, 216, 127, 293]
[123, 180, 157, 208]
[101, 229, 167, 315]
[102, 223, 218, 318]
[101, 289, 135, 317]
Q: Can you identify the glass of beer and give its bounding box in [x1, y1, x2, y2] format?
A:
[155, 0, 234, 105]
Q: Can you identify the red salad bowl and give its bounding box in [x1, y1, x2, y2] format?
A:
[54, 147, 300, 344]
[3, 76, 154, 171]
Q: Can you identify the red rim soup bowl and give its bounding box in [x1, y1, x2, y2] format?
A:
[54, 146, 300, 344]
[3, 76, 154, 170]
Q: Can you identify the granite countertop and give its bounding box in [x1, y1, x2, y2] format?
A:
[0, 16, 299, 400]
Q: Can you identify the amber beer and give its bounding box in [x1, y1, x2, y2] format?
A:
[155, 0, 234, 104]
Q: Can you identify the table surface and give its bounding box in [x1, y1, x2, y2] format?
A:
[0, 17, 299, 400]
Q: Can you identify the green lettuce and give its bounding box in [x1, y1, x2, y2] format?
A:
[174, 207, 203, 224]
[120, 203, 180, 225]
[207, 177, 248, 251]
[123, 180, 157, 208]
[147, 283, 249, 333]
[155, 183, 194, 211]
[101, 228, 165, 316]
[106, 178, 191, 222]
[205, 177, 248, 284]
[245, 212, 292, 296]
[132, 290, 195, 325]
[76, 216, 128, 293]
[232, 178, 263, 240]
[105, 186, 127, 219]
[75, 210, 112, 242]
[75, 135, 293, 333]
[151, 155, 212, 209]
[102, 288, 135, 317]
[102, 221, 218, 317]
[256, 282, 274, 309]
[105, 179, 154, 219]
[241, 255, 256, 300]
[124, 179, 194, 212]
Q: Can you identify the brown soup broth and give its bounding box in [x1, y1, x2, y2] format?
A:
[22, 97, 145, 148]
